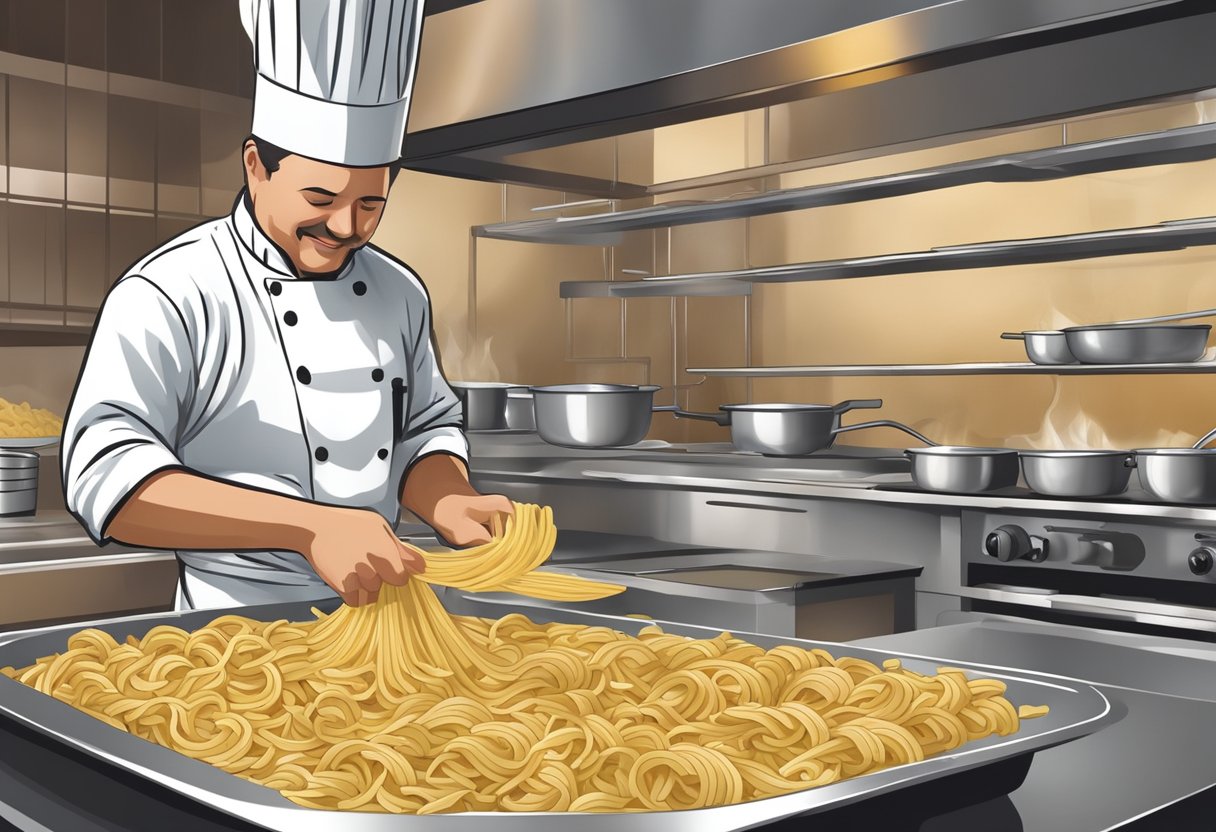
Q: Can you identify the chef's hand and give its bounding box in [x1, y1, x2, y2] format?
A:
[400, 453, 515, 547]
[303, 507, 425, 606]
[431, 492, 515, 547]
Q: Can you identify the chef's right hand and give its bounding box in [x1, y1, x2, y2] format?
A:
[302, 507, 425, 606]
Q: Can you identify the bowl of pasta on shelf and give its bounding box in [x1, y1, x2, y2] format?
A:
[0, 397, 63, 449]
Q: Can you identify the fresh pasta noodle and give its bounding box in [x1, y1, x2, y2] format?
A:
[2, 501, 1047, 814]
[0, 396, 62, 437]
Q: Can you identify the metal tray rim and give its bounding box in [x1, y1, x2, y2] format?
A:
[0, 596, 1118, 832]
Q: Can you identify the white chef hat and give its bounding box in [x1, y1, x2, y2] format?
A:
[240, 0, 424, 167]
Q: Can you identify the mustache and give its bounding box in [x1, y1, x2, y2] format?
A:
[296, 222, 358, 245]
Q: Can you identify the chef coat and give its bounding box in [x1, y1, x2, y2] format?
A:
[60, 194, 467, 610]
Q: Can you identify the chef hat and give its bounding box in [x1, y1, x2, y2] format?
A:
[240, 0, 424, 167]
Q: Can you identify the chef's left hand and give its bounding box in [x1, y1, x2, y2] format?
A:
[431, 492, 514, 547]
[402, 454, 515, 546]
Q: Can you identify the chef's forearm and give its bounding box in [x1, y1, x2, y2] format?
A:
[105, 469, 333, 554]
[400, 453, 477, 525]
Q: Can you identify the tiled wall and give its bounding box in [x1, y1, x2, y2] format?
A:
[379, 98, 1216, 450]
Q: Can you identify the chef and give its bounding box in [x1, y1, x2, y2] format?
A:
[60, 0, 512, 610]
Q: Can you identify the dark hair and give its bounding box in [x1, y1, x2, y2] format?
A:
[247, 135, 404, 182]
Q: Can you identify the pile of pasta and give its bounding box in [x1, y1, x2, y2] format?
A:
[2, 502, 1047, 815]
[0, 395, 62, 437]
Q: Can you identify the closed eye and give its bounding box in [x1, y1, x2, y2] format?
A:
[301, 187, 337, 207]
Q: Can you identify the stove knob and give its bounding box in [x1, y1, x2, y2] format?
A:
[985, 525, 1048, 562]
[1188, 547, 1215, 576]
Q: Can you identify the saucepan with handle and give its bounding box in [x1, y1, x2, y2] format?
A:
[530, 384, 897, 455]
[529, 384, 1026, 492]
[673, 402, 1027, 491]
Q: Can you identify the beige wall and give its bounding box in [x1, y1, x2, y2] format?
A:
[375, 98, 1216, 451]
[14, 99, 1189, 454]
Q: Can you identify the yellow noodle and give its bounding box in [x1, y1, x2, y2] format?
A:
[0, 500, 1047, 813]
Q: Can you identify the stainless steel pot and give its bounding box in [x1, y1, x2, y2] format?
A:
[505, 387, 535, 431]
[1001, 330, 1076, 365]
[452, 382, 510, 431]
[0, 451, 37, 516]
[1063, 324, 1210, 365]
[670, 399, 885, 456]
[904, 446, 1020, 493]
[530, 384, 660, 448]
[1019, 450, 1136, 498]
[1135, 427, 1216, 504]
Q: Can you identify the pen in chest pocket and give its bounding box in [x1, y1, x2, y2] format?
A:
[391, 377, 405, 444]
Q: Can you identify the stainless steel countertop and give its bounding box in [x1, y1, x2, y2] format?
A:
[468, 433, 1216, 523]
[854, 619, 1216, 830]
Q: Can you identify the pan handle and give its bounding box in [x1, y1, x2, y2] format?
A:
[653, 405, 731, 427]
[831, 398, 883, 414]
[1193, 426, 1216, 450]
[832, 419, 938, 446]
[1000, 332, 1027, 341]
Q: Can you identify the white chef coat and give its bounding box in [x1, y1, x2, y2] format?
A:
[61, 193, 467, 610]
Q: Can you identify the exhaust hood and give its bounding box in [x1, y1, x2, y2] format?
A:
[404, 0, 1216, 196]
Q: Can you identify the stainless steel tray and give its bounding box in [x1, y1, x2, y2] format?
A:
[0, 592, 1118, 832]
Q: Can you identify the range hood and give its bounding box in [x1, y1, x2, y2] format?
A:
[403, 0, 1216, 196]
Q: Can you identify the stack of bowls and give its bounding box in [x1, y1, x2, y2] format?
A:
[0, 451, 38, 516]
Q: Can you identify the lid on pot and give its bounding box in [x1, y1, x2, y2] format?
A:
[530, 384, 660, 394]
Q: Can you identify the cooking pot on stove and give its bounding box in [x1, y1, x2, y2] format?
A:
[668, 399, 892, 456]
[530, 384, 909, 455]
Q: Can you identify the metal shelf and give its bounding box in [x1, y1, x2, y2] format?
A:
[558, 216, 1216, 297]
[686, 361, 1216, 378]
[476, 124, 1216, 244]
[560, 279, 751, 299]
[0, 322, 93, 347]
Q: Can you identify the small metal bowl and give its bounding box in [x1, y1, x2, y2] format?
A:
[905, 447, 1020, 493]
[1133, 447, 1216, 504]
[1019, 450, 1135, 498]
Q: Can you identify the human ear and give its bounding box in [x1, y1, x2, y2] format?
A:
[243, 140, 267, 190]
